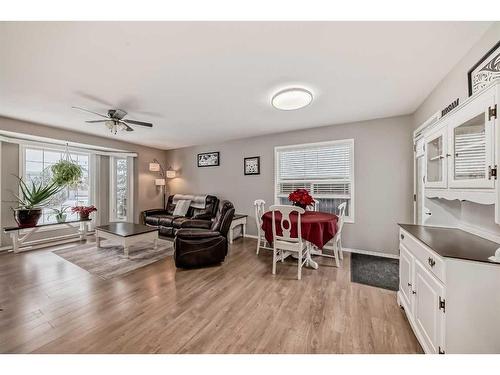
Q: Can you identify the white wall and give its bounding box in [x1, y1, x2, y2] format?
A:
[167, 115, 414, 256]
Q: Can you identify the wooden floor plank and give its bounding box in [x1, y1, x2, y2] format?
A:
[0, 237, 422, 354]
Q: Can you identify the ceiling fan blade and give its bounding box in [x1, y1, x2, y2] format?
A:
[72, 106, 109, 119]
[119, 121, 134, 132]
[85, 120, 108, 123]
[123, 119, 153, 127]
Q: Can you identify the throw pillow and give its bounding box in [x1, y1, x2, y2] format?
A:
[173, 199, 191, 216]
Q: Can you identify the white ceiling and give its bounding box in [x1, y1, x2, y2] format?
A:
[0, 21, 492, 150]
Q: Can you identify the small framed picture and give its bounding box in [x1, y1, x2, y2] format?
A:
[198, 152, 220, 167]
[468, 40, 500, 96]
[244, 156, 260, 175]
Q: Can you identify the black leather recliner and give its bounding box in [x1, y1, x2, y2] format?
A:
[174, 200, 235, 268]
[142, 195, 219, 238]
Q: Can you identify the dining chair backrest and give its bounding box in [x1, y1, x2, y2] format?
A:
[337, 202, 347, 233]
[269, 205, 305, 243]
[308, 199, 319, 212]
[254, 199, 266, 228]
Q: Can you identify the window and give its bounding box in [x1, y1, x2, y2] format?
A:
[275, 139, 354, 222]
[22, 145, 91, 225]
[109, 156, 134, 222]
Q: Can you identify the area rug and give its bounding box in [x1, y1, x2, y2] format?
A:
[53, 239, 174, 280]
[350, 253, 399, 291]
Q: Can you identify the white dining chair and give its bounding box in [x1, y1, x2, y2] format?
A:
[308, 199, 319, 212]
[254, 199, 266, 255]
[334, 202, 347, 262]
[269, 205, 309, 280]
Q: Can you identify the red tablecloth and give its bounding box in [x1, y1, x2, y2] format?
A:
[261, 211, 338, 250]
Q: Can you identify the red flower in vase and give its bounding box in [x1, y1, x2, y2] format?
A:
[71, 205, 97, 217]
[288, 189, 314, 208]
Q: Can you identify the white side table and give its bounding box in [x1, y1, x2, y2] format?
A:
[229, 214, 247, 244]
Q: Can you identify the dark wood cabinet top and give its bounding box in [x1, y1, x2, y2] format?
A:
[399, 224, 500, 264]
[96, 223, 158, 237]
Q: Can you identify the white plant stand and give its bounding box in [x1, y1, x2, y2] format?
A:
[4, 219, 90, 253]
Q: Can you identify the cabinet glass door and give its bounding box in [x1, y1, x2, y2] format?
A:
[449, 97, 494, 188]
[425, 127, 447, 188]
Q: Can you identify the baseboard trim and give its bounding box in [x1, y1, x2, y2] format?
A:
[241, 235, 399, 259]
[341, 247, 399, 260]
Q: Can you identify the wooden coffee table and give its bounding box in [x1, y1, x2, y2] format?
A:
[95, 223, 159, 258]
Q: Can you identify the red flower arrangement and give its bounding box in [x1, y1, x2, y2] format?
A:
[288, 189, 314, 209]
[72, 205, 97, 219]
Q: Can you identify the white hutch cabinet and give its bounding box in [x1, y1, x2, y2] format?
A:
[423, 80, 499, 216]
[404, 80, 500, 354]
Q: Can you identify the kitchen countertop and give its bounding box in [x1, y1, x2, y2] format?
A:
[398, 224, 500, 264]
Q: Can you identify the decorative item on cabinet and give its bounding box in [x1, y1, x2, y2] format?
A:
[468, 40, 500, 97]
[441, 98, 459, 118]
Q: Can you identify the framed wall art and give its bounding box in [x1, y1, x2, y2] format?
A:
[197, 151, 220, 167]
[468, 40, 500, 97]
[244, 156, 260, 175]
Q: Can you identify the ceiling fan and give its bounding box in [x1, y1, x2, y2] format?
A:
[72, 106, 153, 134]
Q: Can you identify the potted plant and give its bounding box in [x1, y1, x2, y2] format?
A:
[72, 205, 97, 220]
[51, 159, 83, 187]
[288, 188, 314, 210]
[12, 176, 63, 227]
[50, 205, 70, 223]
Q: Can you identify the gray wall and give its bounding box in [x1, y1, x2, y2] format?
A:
[414, 22, 500, 128]
[167, 115, 414, 256]
[413, 22, 500, 240]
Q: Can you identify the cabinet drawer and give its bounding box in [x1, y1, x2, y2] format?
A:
[399, 229, 445, 283]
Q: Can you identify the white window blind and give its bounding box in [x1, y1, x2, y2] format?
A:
[275, 140, 354, 221]
[454, 131, 486, 180]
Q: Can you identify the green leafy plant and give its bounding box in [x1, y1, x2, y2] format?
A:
[50, 205, 70, 223]
[13, 176, 64, 209]
[51, 160, 83, 187]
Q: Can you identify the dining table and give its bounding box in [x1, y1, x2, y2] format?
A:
[261, 210, 338, 269]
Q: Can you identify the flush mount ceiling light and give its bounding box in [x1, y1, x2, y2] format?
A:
[271, 88, 313, 111]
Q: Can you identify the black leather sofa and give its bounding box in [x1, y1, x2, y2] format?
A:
[142, 195, 219, 238]
[174, 200, 235, 268]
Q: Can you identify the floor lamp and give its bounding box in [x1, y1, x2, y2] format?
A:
[149, 159, 176, 208]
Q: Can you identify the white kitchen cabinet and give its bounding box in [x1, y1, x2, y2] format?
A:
[425, 125, 448, 189]
[422, 80, 499, 206]
[398, 225, 500, 354]
[448, 91, 495, 189]
[398, 243, 414, 315]
[413, 260, 445, 354]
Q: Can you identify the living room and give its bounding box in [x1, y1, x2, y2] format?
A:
[1, 0, 500, 372]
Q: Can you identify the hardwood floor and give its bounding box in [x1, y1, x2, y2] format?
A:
[0, 237, 422, 353]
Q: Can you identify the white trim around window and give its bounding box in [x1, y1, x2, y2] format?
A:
[18, 143, 94, 232]
[109, 156, 134, 223]
[274, 139, 355, 222]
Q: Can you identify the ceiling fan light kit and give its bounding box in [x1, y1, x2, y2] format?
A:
[72, 106, 154, 135]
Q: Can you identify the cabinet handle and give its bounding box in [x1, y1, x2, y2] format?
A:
[400, 234, 404, 240]
[428, 257, 436, 267]
[407, 282, 412, 287]
[412, 290, 417, 295]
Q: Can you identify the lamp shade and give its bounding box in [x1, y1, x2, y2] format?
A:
[166, 170, 176, 178]
[155, 178, 166, 186]
[149, 162, 160, 172]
